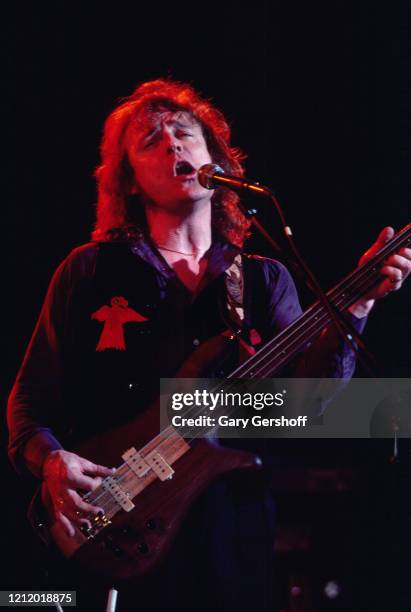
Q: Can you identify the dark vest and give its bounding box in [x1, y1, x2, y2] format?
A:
[58, 241, 268, 447]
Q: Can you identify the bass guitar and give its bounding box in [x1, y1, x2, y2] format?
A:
[40, 222, 411, 582]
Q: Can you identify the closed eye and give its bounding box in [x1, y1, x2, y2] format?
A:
[176, 130, 193, 138]
[143, 136, 158, 150]
[141, 128, 161, 150]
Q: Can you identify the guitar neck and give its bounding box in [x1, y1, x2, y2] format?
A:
[229, 222, 411, 379]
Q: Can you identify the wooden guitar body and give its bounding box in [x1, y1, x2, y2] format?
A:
[74, 437, 259, 582]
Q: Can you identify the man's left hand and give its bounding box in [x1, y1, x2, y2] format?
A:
[348, 226, 411, 318]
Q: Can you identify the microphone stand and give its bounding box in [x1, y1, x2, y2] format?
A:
[235, 183, 379, 376]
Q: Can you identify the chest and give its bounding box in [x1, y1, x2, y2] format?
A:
[159, 252, 208, 294]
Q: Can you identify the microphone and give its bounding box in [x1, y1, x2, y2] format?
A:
[197, 164, 270, 195]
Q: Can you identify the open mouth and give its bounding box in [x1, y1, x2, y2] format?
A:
[174, 160, 196, 177]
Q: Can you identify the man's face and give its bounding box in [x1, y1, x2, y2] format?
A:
[126, 110, 213, 211]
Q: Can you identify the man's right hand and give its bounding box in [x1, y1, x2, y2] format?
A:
[42, 449, 115, 537]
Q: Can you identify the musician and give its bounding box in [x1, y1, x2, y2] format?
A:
[7, 79, 411, 611]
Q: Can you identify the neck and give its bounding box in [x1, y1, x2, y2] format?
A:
[146, 201, 212, 260]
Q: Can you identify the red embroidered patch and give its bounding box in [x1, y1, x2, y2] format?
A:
[91, 296, 148, 351]
[249, 328, 262, 347]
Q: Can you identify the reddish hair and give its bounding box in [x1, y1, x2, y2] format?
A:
[93, 79, 250, 246]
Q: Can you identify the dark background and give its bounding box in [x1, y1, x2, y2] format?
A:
[1, 2, 410, 610]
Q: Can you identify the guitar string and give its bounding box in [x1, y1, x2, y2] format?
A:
[246, 270, 380, 378]
[82, 225, 411, 522]
[234, 225, 411, 379]
[85, 426, 188, 511]
[84, 435, 187, 515]
[241, 233, 409, 380]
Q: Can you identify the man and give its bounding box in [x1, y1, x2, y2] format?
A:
[7, 79, 411, 610]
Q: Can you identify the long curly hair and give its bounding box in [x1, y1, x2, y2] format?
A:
[93, 79, 250, 246]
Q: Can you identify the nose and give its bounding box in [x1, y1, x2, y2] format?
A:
[167, 141, 182, 154]
[163, 129, 182, 154]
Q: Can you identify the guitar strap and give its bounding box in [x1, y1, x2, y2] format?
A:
[224, 254, 265, 356]
[224, 253, 245, 328]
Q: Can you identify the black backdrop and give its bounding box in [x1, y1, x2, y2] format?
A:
[2, 2, 410, 610]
